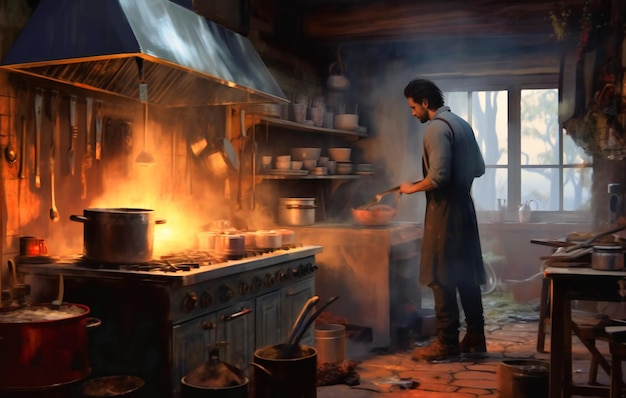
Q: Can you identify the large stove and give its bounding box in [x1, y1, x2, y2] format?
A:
[18, 245, 322, 398]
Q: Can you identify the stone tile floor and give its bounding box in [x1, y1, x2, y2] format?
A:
[317, 292, 615, 397]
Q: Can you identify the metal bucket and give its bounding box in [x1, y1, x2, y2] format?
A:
[252, 344, 317, 398]
[497, 360, 548, 398]
[315, 324, 346, 363]
[80, 376, 145, 397]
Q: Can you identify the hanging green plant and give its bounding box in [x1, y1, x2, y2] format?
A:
[548, 0, 612, 59]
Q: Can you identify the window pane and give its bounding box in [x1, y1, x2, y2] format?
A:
[472, 168, 507, 211]
[563, 167, 592, 211]
[521, 168, 559, 211]
[472, 91, 507, 166]
[563, 128, 592, 164]
[444, 92, 468, 121]
[521, 89, 559, 165]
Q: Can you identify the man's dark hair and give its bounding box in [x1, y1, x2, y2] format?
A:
[404, 79, 445, 110]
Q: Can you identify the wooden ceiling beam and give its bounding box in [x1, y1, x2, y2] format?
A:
[301, 0, 568, 42]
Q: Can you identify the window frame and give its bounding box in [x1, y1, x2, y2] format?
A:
[437, 74, 592, 222]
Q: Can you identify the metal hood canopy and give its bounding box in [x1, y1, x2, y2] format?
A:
[0, 0, 287, 107]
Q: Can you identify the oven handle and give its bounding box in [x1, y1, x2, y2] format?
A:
[221, 307, 253, 321]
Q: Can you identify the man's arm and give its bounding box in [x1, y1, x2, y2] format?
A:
[399, 176, 435, 195]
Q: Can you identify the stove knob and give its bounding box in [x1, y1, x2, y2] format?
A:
[264, 274, 275, 287]
[183, 292, 198, 313]
[218, 285, 235, 302]
[276, 270, 287, 282]
[299, 263, 307, 275]
[289, 267, 300, 278]
[306, 262, 318, 273]
[200, 291, 212, 308]
[239, 282, 250, 295]
[201, 321, 216, 330]
[252, 276, 263, 292]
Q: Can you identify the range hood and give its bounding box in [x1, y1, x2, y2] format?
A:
[0, 0, 287, 107]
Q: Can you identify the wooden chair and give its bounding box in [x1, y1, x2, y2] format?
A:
[604, 326, 626, 398]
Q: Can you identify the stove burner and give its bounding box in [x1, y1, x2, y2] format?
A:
[62, 247, 296, 273]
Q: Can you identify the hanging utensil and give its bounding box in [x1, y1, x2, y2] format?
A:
[237, 109, 246, 209]
[251, 121, 256, 210]
[69, 95, 78, 176]
[18, 115, 27, 179]
[34, 89, 43, 188]
[5, 91, 17, 164]
[81, 97, 93, 198]
[135, 60, 155, 166]
[95, 102, 102, 160]
[49, 91, 60, 222]
[51, 273, 64, 310]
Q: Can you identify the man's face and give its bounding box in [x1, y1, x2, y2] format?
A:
[407, 97, 429, 123]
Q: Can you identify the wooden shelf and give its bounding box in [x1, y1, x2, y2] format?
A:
[259, 174, 365, 180]
[256, 117, 368, 140]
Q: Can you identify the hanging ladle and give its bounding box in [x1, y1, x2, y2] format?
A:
[4, 98, 17, 164]
[135, 59, 155, 166]
[51, 273, 64, 310]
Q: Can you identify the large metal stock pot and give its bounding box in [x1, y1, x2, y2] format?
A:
[277, 198, 316, 226]
[0, 303, 100, 390]
[70, 208, 165, 263]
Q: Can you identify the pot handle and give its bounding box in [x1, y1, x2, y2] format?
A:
[249, 362, 272, 377]
[155, 219, 167, 225]
[69, 215, 87, 223]
[86, 317, 102, 329]
[285, 205, 317, 210]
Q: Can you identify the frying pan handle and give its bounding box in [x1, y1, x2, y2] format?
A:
[69, 215, 87, 223]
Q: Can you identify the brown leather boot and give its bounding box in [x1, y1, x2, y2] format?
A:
[411, 339, 460, 361]
[460, 333, 487, 355]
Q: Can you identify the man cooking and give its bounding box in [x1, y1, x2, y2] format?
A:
[398, 78, 487, 361]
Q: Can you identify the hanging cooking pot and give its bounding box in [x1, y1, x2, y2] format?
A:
[0, 302, 101, 390]
[70, 208, 166, 264]
[191, 136, 239, 177]
[181, 348, 248, 398]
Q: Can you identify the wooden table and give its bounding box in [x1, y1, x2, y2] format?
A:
[544, 266, 626, 397]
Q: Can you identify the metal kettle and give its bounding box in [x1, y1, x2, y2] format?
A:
[519, 200, 537, 223]
[494, 199, 506, 223]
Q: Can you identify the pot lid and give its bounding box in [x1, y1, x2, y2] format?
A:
[183, 348, 246, 388]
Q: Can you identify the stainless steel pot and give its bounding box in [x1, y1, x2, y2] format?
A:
[591, 246, 625, 270]
[70, 208, 166, 264]
[255, 230, 282, 250]
[277, 198, 316, 226]
[214, 233, 245, 258]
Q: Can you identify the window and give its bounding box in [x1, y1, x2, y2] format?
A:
[442, 80, 592, 219]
